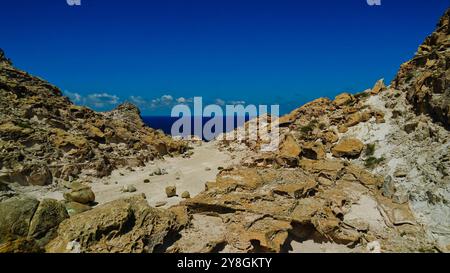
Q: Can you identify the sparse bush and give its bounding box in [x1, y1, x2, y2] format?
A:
[300, 120, 318, 134]
[405, 71, 415, 83]
[16, 121, 32, 129]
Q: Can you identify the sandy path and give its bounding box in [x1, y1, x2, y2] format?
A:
[90, 141, 235, 208]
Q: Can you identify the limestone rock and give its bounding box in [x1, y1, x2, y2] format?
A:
[0, 196, 68, 250]
[63, 184, 95, 204]
[28, 199, 68, 243]
[0, 196, 39, 244]
[181, 191, 191, 199]
[392, 9, 450, 129]
[279, 134, 301, 158]
[46, 195, 187, 253]
[334, 93, 354, 107]
[121, 185, 137, 193]
[166, 186, 177, 198]
[0, 48, 188, 187]
[64, 201, 92, 217]
[332, 138, 364, 158]
[371, 79, 387, 95]
[301, 142, 326, 160]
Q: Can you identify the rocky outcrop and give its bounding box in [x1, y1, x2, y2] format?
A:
[46, 194, 189, 253]
[332, 138, 364, 158]
[171, 164, 431, 253]
[0, 51, 188, 187]
[392, 8, 450, 129]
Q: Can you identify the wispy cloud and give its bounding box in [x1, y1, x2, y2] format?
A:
[64, 91, 121, 109]
[86, 93, 120, 108]
[65, 91, 82, 103]
[65, 91, 248, 113]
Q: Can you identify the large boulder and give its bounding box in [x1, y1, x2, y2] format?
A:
[28, 199, 69, 243]
[333, 93, 354, 107]
[0, 197, 39, 244]
[25, 163, 53, 186]
[0, 196, 67, 251]
[279, 134, 302, 158]
[46, 194, 188, 253]
[63, 183, 95, 204]
[331, 138, 364, 158]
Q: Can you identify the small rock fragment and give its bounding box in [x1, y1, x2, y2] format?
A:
[181, 191, 191, 199]
[165, 186, 177, 198]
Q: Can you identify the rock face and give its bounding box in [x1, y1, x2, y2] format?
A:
[0, 196, 68, 252]
[332, 138, 364, 158]
[0, 53, 188, 186]
[392, 9, 450, 129]
[46, 194, 188, 253]
[172, 165, 430, 253]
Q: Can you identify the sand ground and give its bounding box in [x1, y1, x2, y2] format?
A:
[15, 141, 238, 209]
[90, 141, 236, 208]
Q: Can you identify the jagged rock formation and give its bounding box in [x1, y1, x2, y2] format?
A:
[206, 8, 450, 252]
[170, 164, 433, 252]
[392, 9, 449, 129]
[46, 194, 189, 253]
[0, 50, 187, 187]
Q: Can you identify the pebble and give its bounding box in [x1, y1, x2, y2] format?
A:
[181, 191, 191, 199]
[122, 185, 137, 193]
[155, 201, 167, 207]
[165, 186, 177, 198]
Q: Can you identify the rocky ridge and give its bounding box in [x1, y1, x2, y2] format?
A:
[0, 51, 187, 188]
[392, 9, 449, 129]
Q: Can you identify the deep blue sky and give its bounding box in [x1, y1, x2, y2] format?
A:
[1, 0, 448, 115]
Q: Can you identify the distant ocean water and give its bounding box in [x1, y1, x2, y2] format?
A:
[142, 116, 253, 139]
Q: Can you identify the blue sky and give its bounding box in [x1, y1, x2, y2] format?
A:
[1, 0, 448, 115]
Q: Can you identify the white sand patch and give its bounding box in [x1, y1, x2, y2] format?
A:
[344, 195, 387, 233]
[90, 141, 239, 208]
[16, 141, 240, 210]
[289, 240, 355, 253]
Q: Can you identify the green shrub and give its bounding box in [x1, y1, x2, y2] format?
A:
[364, 156, 385, 168]
[300, 120, 318, 134]
[365, 143, 376, 156]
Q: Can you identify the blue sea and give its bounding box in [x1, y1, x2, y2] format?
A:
[142, 116, 254, 140]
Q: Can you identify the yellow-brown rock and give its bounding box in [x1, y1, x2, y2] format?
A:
[332, 138, 364, 158]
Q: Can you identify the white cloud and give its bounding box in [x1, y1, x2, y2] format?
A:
[214, 98, 246, 106]
[64, 91, 248, 113]
[85, 93, 120, 108]
[63, 91, 120, 109]
[161, 95, 174, 105]
[229, 100, 246, 105]
[129, 95, 147, 106]
[64, 91, 82, 103]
